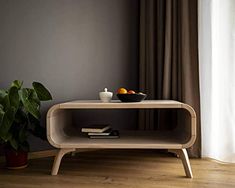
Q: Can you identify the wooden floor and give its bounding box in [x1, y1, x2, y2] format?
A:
[0, 150, 235, 188]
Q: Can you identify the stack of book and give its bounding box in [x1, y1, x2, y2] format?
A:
[81, 124, 119, 139]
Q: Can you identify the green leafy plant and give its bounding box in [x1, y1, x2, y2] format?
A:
[0, 80, 52, 151]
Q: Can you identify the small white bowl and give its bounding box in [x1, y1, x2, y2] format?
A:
[99, 88, 113, 102]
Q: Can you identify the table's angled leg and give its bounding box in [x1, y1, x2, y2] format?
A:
[169, 149, 193, 178]
[51, 148, 76, 175]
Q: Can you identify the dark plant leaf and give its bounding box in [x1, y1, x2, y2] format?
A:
[2, 96, 10, 110]
[0, 90, 10, 110]
[9, 86, 20, 109]
[0, 89, 7, 102]
[0, 107, 16, 141]
[32, 82, 52, 101]
[28, 113, 38, 129]
[18, 126, 28, 143]
[11, 80, 23, 89]
[0, 105, 4, 124]
[5, 132, 13, 141]
[19, 89, 40, 119]
[27, 88, 40, 105]
[1, 130, 13, 145]
[14, 108, 28, 125]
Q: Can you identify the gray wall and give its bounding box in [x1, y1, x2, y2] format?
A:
[0, 0, 139, 151]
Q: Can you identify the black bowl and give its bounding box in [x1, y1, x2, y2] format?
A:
[117, 93, 147, 102]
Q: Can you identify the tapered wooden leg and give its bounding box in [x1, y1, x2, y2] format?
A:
[51, 148, 76, 175]
[168, 149, 193, 178]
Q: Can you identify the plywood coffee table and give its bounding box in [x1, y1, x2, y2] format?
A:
[47, 100, 196, 178]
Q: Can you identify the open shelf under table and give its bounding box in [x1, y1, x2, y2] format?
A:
[55, 130, 188, 149]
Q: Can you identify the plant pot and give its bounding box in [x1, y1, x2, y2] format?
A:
[5, 148, 28, 169]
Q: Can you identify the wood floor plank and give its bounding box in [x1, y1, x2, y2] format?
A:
[0, 150, 235, 188]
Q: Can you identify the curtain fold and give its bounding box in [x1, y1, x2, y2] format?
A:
[139, 0, 201, 157]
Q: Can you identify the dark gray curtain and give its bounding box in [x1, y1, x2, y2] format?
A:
[139, 0, 201, 157]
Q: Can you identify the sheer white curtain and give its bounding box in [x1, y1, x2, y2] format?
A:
[199, 0, 235, 163]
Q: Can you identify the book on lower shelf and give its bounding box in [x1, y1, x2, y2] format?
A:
[81, 124, 110, 133]
[89, 130, 120, 139]
[81, 124, 120, 139]
[88, 128, 112, 136]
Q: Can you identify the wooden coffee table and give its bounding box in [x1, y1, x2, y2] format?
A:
[47, 100, 196, 178]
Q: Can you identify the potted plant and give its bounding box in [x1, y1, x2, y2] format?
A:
[0, 80, 52, 169]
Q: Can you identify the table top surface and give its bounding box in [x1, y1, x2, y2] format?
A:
[58, 100, 184, 109]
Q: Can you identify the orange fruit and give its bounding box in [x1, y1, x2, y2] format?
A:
[127, 90, 135, 94]
[117, 88, 127, 94]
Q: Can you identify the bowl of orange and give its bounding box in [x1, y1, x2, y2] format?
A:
[117, 88, 147, 102]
